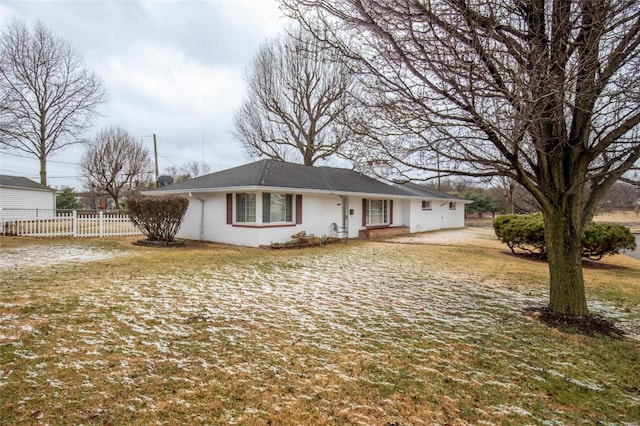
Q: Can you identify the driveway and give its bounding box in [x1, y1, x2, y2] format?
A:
[387, 227, 505, 249]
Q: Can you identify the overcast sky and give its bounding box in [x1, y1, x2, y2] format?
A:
[0, 0, 289, 189]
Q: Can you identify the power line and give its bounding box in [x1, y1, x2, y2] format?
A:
[0, 151, 81, 166]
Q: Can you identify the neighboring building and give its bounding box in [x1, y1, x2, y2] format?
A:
[144, 159, 470, 247]
[0, 175, 56, 219]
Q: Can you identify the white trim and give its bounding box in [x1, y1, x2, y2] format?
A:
[0, 185, 55, 193]
[143, 186, 470, 203]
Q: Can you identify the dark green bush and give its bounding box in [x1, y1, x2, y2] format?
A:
[582, 222, 637, 260]
[128, 196, 188, 242]
[493, 213, 546, 257]
[493, 214, 636, 260]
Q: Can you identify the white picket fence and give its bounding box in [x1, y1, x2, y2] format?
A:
[1, 211, 142, 237]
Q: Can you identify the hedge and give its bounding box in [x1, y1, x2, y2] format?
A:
[493, 213, 636, 260]
[128, 196, 188, 242]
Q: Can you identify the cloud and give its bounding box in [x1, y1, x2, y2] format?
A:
[102, 42, 243, 118]
[0, 0, 289, 187]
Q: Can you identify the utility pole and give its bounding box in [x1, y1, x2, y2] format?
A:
[153, 133, 159, 187]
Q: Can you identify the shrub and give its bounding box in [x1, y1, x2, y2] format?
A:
[493, 213, 546, 257]
[582, 222, 636, 260]
[290, 231, 323, 245]
[493, 213, 636, 261]
[128, 196, 188, 242]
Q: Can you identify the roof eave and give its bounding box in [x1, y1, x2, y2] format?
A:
[0, 184, 56, 193]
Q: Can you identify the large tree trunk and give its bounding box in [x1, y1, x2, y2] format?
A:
[544, 210, 589, 316]
[39, 156, 47, 186]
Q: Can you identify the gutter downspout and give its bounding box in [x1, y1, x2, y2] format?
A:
[188, 192, 205, 241]
[341, 195, 349, 238]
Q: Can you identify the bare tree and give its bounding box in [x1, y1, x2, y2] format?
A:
[598, 181, 640, 210]
[81, 126, 152, 209]
[284, 0, 640, 316]
[232, 25, 354, 166]
[164, 161, 212, 183]
[0, 20, 106, 185]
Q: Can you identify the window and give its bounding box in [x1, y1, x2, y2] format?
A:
[263, 193, 293, 223]
[422, 200, 432, 210]
[366, 199, 388, 225]
[236, 193, 256, 223]
[449, 201, 457, 210]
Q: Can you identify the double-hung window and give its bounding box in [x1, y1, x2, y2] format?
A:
[263, 193, 293, 223]
[236, 193, 256, 223]
[422, 200, 432, 210]
[366, 199, 388, 225]
[449, 201, 457, 210]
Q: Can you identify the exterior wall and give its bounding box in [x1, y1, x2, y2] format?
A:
[256, 193, 343, 246]
[406, 199, 466, 232]
[175, 191, 466, 247]
[176, 193, 262, 247]
[346, 195, 410, 238]
[177, 192, 345, 247]
[0, 187, 56, 218]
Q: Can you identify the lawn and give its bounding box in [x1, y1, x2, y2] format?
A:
[1, 230, 639, 425]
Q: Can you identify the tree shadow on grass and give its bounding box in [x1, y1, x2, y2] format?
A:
[524, 306, 626, 339]
[499, 250, 631, 271]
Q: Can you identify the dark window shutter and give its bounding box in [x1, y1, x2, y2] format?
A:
[263, 193, 271, 223]
[389, 200, 393, 224]
[226, 193, 232, 224]
[362, 198, 367, 226]
[295, 194, 303, 224]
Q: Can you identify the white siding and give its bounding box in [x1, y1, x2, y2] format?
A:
[175, 191, 466, 247]
[406, 199, 466, 232]
[0, 187, 55, 218]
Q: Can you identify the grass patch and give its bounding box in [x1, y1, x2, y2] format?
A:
[1, 235, 639, 424]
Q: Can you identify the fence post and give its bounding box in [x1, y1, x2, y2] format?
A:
[73, 210, 77, 237]
[99, 211, 104, 237]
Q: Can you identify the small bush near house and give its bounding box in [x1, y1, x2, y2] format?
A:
[128, 196, 188, 242]
[290, 231, 323, 245]
[493, 213, 636, 260]
[269, 231, 338, 249]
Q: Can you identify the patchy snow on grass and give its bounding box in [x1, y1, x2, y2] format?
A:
[1, 237, 638, 424]
[0, 245, 123, 271]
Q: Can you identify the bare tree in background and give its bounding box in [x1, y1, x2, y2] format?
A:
[81, 126, 152, 209]
[164, 161, 212, 183]
[284, 0, 640, 316]
[232, 25, 354, 166]
[0, 20, 106, 185]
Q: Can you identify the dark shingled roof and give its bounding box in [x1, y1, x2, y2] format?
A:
[150, 159, 411, 196]
[394, 181, 461, 200]
[0, 175, 54, 192]
[149, 159, 464, 200]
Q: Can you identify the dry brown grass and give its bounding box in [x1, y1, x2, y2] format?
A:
[1, 233, 639, 425]
[593, 209, 640, 223]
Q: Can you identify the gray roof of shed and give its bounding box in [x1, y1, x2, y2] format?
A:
[0, 175, 54, 192]
[149, 159, 464, 200]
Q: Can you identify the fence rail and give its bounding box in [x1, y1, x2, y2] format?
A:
[1, 211, 142, 238]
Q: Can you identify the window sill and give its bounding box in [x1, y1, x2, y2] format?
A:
[233, 223, 297, 229]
